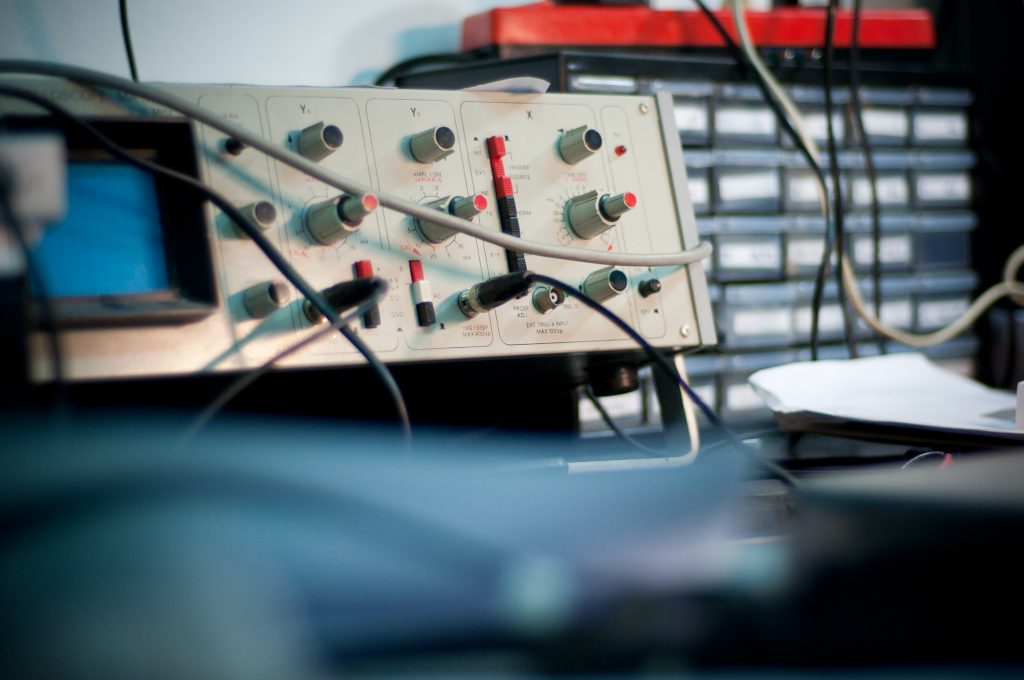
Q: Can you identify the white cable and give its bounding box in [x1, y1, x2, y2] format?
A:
[725, 13, 1024, 350]
[727, 0, 821, 166]
[675, 354, 700, 465]
[0, 61, 712, 269]
[810, 157, 1024, 348]
[842, 246, 1024, 348]
[808, 151, 1024, 347]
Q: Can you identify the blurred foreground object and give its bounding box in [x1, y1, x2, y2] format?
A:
[0, 414, 748, 677]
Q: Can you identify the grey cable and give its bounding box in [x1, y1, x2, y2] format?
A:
[0, 60, 712, 269]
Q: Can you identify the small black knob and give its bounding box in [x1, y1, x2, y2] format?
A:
[639, 278, 662, 298]
[223, 137, 248, 156]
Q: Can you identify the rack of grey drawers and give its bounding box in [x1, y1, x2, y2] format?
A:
[574, 74, 977, 430]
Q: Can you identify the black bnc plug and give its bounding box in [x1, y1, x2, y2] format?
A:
[457, 271, 533, 318]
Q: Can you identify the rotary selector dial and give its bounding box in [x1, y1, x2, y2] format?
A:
[565, 190, 638, 239]
[410, 125, 456, 163]
[415, 193, 488, 244]
[558, 125, 603, 165]
[304, 193, 378, 245]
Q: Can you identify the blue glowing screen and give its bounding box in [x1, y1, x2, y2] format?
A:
[34, 162, 169, 297]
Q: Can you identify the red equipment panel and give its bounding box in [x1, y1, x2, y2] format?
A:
[462, 3, 935, 52]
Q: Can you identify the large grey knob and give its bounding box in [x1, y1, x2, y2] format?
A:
[242, 280, 290, 318]
[566, 190, 637, 239]
[233, 200, 277, 237]
[304, 193, 378, 245]
[297, 121, 343, 161]
[559, 125, 602, 164]
[581, 266, 628, 302]
[410, 126, 456, 163]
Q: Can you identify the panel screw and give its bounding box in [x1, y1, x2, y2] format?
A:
[679, 324, 691, 338]
[638, 103, 649, 115]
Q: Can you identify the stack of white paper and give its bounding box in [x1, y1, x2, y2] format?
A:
[748, 353, 1022, 441]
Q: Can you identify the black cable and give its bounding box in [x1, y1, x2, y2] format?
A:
[0, 162, 66, 400]
[824, 0, 858, 359]
[694, 0, 837, 360]
[524, 272, 798, 487]
[118, 0, 139, 82]
[0, 85, 412, 444]
[176, 277, 389, 449]
[374, 48, 492, 87]
[848, 0, 884, 334]
[1001, 310, 1019, 387]
[690, 0, 749, 78]
[583, 385, 666, 457]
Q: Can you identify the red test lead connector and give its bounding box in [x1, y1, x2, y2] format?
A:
[353, 259, 381, 329]
[354, 260, 373, 279]
[409, 260, 436, 327]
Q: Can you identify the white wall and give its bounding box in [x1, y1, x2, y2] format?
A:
[0, 0, 532, 86]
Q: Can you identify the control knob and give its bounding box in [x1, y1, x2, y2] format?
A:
[233, 200, 277, 237]
[581, 266, 628, 302]
[415, 193, 488, 244]
[638, 278, 662, 298]
[242, 280, 290, 319]
[566, 190, 637, 239]
[223, 137, 248, 156]
[305, 193, 378, 245]
[297, 121, 343, 161]
[559, 125, 603, 164]
[409, 125, 456, 163]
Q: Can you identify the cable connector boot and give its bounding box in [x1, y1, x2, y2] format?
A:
[457, 271, 533, 319]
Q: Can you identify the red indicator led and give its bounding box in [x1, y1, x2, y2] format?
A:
[614, 145, 627, 157]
